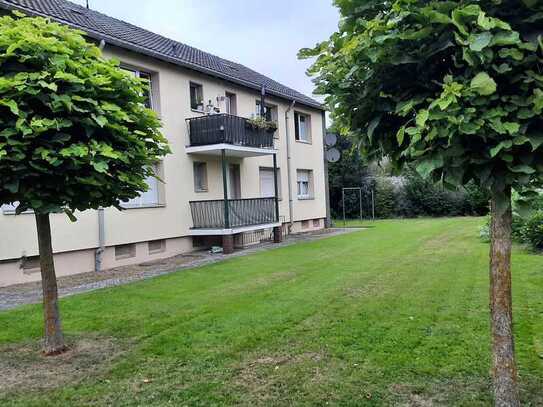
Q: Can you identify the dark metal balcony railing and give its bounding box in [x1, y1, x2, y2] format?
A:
[190, 197, 277, 229]
[187, 114, 275, 149]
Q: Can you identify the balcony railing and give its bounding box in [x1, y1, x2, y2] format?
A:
[190, 197, 277, 229]
[187, 114, 275, 149]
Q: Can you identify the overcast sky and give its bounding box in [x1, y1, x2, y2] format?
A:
[70, 0, 340, 102]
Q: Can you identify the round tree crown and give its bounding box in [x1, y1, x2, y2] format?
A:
[0, 13, 170, 214]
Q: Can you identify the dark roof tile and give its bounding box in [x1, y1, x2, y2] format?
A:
[0, 0, 323, 109]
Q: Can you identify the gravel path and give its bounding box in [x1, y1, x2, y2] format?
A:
[0, 228, 360, 311]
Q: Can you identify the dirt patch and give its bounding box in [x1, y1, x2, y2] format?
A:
[0, 335, 127, 394]
[389, 380, 491, 406]
[233, 351, 327, 402]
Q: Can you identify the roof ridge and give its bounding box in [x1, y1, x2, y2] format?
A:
[0, 0, 323, 109]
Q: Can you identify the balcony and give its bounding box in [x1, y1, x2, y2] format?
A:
[189, 198, 279, 235]
[186, 114, 277, 157]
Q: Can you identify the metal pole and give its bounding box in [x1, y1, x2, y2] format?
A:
[273, 153, 280, 222]
[371, 188, 375, 221]
[359, 188, 363, 221]
[342, 188, 346, 227]
[221, 149, 230, 228]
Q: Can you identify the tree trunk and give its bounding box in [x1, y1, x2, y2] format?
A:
[35, 212, 66, 355]
[489, 187, 520, 406]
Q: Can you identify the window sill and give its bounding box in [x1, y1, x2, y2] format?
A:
[296, 139, 312, 145]
[2, 210, 34, 215]
[120, 204, 166, 210]
[297, 196, 315, 201]
[195, 189, 209, 193]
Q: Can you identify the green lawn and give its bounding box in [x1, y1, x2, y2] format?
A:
[1, 218, 542, 406]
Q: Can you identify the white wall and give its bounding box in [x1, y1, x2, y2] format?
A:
[0, 45, 327, 269]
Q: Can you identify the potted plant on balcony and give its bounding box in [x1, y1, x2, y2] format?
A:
[246, 116, 278, 134]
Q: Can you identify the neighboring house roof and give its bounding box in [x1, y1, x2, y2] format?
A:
[0, 0, 323, 110]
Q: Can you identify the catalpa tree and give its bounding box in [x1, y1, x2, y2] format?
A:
[0, 13, 169, 354]
[301, 0, 542, 405]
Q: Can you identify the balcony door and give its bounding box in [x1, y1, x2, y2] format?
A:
[225, 92, 237, 115]
[228, 164, 241, 199]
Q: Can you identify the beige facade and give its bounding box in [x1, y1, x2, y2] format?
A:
[0, 45, 327, 287]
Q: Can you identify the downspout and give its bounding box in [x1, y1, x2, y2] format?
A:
[322, 110, 331, 228]
[285, 100, 296, 230]
[95, 208, 105, 272]
[94, 40, 107, 273]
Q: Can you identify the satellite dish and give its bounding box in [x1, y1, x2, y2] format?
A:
[326, 148, 341, 163]
[325, 133, 337, 147]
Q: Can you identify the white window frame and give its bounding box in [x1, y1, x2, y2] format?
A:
[190, 82, 204, 111]
[121, 162, 164, 209]
[259, 167, 281, 199]
[122, 67, 155, 110]
[296, 169, 313, 200]
[295, 112, 311, 143]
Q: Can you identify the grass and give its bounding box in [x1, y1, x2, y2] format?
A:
[1, 218, 542, 406]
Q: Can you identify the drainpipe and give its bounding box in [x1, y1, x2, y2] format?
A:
[285, 100, 296, 230]
[95, 208, 105, 272]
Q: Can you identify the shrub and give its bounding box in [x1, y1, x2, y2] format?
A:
[519, 211, 543, 250]
[374, 177, 396, 218]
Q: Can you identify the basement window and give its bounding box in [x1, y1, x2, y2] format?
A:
[115, 244, 136, 260]
[148, 239, 166, 255]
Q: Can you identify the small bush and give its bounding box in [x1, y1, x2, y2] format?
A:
[519, 211, 543, 250]
[374, 178, 396, 218]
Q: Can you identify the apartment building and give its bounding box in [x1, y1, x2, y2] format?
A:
[0, 0, 328, 286]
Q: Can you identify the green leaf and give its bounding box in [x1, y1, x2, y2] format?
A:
[490, 140, 513, 157]
[503, 122, 520, 135]
[0, 99, 19, 115]
[416, 156, 444, 178]
[470, 72, 497, 96]
[528, 133, 543, 151]
[367, 116, 381, 140]
[469, 32, 492, 52]
[396, 126, 405, 145]
[491, 31, 520, 46]
[416, 109, 429, 128]
[509, 164, 535, 174]
[92, 161, 109, 173]
[92, 115, 108, 128]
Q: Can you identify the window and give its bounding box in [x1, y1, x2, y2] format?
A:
[2, 203, 20, 214]
[190, 82, 204, 111]
[259, 167, 281, 198]
[313, 219, 321, 228]
[225, 92, 237, 115]
[296, 169, 314, 199]
[302, 220, 310, 230]
[294, 112, 311, 142]
[148, 239, 166, 254]
[256, 100, 277, 123]
[123, 68, 154, 109]
[193, 162, 208, 192]
[115, 244, 136, 260]
[122, 162, 164, 208]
